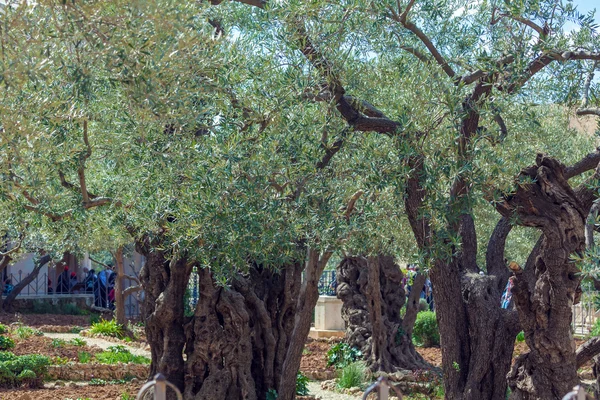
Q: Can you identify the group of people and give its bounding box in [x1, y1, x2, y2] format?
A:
[50, 265, 117, 309]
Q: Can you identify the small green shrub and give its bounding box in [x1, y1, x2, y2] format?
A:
[0, 337, 15, 351]
[69, 338, 87, 347]
[412, 311, 440, 347]
[0, 353, 50, 387]
[296, 372, 309, 396]
[336, 362, 366, 389]
[516, 331, 525, 343]
[0, 352, 16, 362]
[121, 394, 135, 400]
[52, 356, 69, 365]
[326, 342, 362, 369]
[266, 388, 278, 400]
[51, 338, 66, 348]
[14, 326, 42, 339]
[17, 369, 37, 384]
[95, 346, 150, 365]
[0, 324, 7, 335]
[90, 319, 124, 339]
[78, 351, 92, 363]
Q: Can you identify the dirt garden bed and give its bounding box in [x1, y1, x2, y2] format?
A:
[11, 335, 102, 362]
[0, 382, 141, 400]
[0, 314, 94, 328]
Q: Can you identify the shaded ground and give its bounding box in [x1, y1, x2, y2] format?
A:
[301, 339, 337, 375]
[0, 382, 140, 400]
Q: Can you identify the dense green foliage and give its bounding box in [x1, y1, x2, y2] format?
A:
[326, 342, 362, 369]
[412, 311, 440, 347]
[89, 319, 125, 339]
[0, 352, 50, 388]
[0, 337, 14, 351]
[95, 345, 150, 365]
[296, 372, 310, 396]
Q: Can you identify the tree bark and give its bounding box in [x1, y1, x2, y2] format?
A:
[138, 234, 325, 400]
[336, 255, 430, 373]
[497, 154, 588, 399]
[114, 246, 126, 326]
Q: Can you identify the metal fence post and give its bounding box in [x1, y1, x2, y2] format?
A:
[362, 376, 403, 400]
[136, 373, 182, 400]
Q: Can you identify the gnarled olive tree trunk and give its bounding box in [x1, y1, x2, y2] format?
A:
[497, 155, 593, 399]
[336, 255, 430, 372]
[138, 236, 329, 400]
[405, 154, 521, 400]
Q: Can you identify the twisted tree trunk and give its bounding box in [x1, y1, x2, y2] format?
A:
[138, 235, 327, 400]
[336, 255, 430, 372]
[497, 154, 593, 399]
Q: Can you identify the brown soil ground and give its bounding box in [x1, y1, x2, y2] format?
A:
[300, 338, 337, 374]
[11, 334, 102, 361]
[416, 346, 442, 367]
[0, 314, 92, 328]
[0, 382, 141, 400]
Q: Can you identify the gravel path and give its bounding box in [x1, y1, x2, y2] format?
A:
[307, 382, 362, 400]
[43, 332, 151, 357]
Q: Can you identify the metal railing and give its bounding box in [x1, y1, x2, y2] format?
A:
[318, 270, 337, 296]
[137, 374, 182, 400]
[573, 291, 600, 336]
[362, 377, 403, 400]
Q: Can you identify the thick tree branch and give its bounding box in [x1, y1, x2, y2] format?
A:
[486, 217, 512, 287]
[576, 108, 600, 117]
[565, 149, 600, 179]
[577, 337, 600, 368]
[503, 51, 600, 93]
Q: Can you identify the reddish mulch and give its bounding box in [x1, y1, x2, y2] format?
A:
[300, 338, 337, 374]
[11, 335, 102, 361]
[416, 346, 442, 367]
[0, 314, 92, 328]
[0, 383, 140, 400]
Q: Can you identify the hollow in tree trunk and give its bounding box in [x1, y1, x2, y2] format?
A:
[336, 255, 430, 372]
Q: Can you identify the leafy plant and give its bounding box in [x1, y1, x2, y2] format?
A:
[0, 325, 7, 335]
[296, 372, 309, 396]
[52, 356, 69, 365]
[14, 326, 42, 339]
[516, 331, 525, 343]
[266, 389, 278, 400]
[95, 346, 150, 365]
[0, 353, 50, 387]
[121, 394, 135, 400]
[336, 362, 366, 389]
[326, 342, 362, 369]
[69, 338, 87, 347]
[51, 338, 66, 348]
[90, 319, 125, 339]
[0, 337, 15, 351]
[78, 351, 92, 363]
[412, 311, 440, 347]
